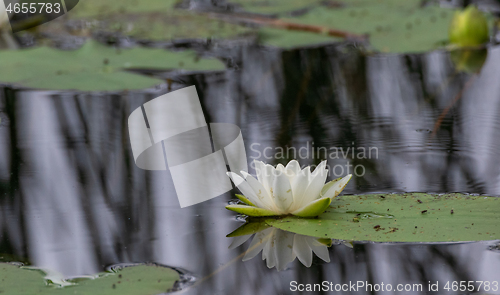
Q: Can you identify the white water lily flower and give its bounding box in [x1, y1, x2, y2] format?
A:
[229, 227, 331, 271]
[226, 160, 352, 217]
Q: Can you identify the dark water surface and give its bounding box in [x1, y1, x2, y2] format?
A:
[1, 43, 500, 294]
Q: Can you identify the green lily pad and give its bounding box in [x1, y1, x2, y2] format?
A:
[230, 0, 494, 53]
[229, 0, 324, 16]
[258, 27, 341, 49]
[69, 0, 180, 17]
[39, 0, 253, 42]
[265, 193, 500, 242]
[0, 263, 179, 294]
[113, 12, 252, 42]
[0, 40, 225, 91]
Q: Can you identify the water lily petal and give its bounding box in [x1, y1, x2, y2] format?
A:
[264, 239, 276, 268]
[285, 160, 301, 177]
[241, 171, 278, 212]
[253, 159, 264, 174]
[290, 167, 311, 211]
[312, 161, 327, 174]
[300, 161, 329, 207]
[281, 160, 301, 186]
[255, 161, 277, 202]
[254, 160, 267, 184]
[266, 257, 276, 268]
[262, 241, 268, 260]
[274, 229, 295, 271]
[261, 236, 272, 262]
[243, 228, 273, 261]
[235, 194, 255, 206]
[291, 197, 331, 218]
[271, 170, 294, 212]
[321, 174, 352, 200]
[225, 205, 278, 217]
[227, 172, 267, 209]
[228, 235, 252, 249]
[306, 239, 331, 263]
[262, 164, 276, 195]
[342, 241, 354, 249]
[293, 235, 313, 267]
[276, 163, 285, 172]
[320, 177, 341, 195]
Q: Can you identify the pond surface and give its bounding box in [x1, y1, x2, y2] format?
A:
[1, 42, 500, 294]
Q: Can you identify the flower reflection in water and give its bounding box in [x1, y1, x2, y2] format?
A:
[229, 225, 331, 271]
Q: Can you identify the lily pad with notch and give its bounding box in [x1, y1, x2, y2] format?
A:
[0, 40, 225, 91]
[264, 193, 500, 242]
[0, 263, 180, 294]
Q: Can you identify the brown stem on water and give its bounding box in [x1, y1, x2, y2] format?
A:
[430, 75, 476, 138]
[207, 12, 369, 42]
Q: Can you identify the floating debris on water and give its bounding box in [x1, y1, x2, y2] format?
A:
[347, 211, 394, 220]
[487, 243, 500, 252]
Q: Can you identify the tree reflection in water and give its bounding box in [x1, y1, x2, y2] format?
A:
[0, 43, 500, 294]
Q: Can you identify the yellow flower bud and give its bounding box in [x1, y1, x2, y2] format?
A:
[449, 5, 489, 47]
